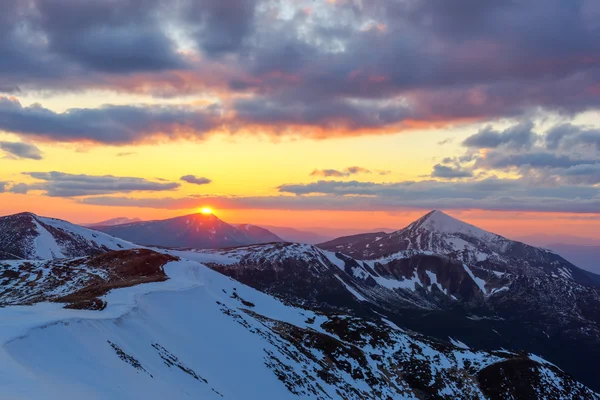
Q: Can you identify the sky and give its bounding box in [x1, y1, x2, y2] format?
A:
[1, 0, 600, 239]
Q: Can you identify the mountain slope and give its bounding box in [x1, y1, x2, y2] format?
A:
[93, 213, 283, 249]
[177, 241, 600, 393]
[0, 249, 596, 399]
[544, 243, 600, 274]
[0, 212, 137, 260]
[314, 211, 600, 391]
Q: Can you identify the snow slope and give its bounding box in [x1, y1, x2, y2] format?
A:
[2, 256, 595, 399]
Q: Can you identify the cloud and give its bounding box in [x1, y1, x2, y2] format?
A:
[0, 182, 6, 193]
[310, 166, 372, 177]
[0, 141, 43, 160]
[21, 171, 180, 197]
[443, 121, 600, 186]
[545, 124, 600, 151]
[431, 164, 473, 179]
[0, 97, 222, 144]
[463, 121, 538, 149]
[116, 152, 136, 157]
[0, 85, 19, 94]
[1, 0, 599, 139]
[79, 176, 600, 214]
[233, 96, 414, 132]
[180, 175, 212, 185]
[1, 0, 184, 77]
[8, 183, 29, 194]
[476, 152, 598, 170]
[184, 0, 259, 57]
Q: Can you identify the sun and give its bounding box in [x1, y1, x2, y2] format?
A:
[200, 207, 213, 215]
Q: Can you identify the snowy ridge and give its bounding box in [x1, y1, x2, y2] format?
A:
[0, 212, 137, 261]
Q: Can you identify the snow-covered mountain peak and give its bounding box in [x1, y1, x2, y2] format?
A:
[409, 210, 494, 240]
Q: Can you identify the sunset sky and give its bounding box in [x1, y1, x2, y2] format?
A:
[1, 0, 600, 239]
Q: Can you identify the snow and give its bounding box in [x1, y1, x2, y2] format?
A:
[490, 286, 509, 295]
[449, 338, 469, 349]
[321, 250, 346, 270]
[32, 216, 137, 259]
[463, 264, 487, 294]
[374, 274, 420, 291]
[557, 267, 574, 281]
[31, 219, 65, 259]
[419, 210, 495, 241]
[0, 260, 335, 399]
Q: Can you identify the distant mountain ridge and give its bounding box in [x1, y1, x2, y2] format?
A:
[93, 213, 283, 249]
[86, 217, 142, 227]
[255, 225, 334, 244]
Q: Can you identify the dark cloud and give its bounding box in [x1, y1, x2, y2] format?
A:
[1, 0, 597, 136]
[431, 164, 473, 179]
[276, 178, 599, 200]
[0, 85, 19, 94]
[477, 152, 598, 170]
[183, 0, 258, 56]
[310, 166, 372, 178]
[0, 0, 184, 78]
[8, 183, 29, 194]
[447, 121, 600, 187]
[0, 141, 43, 160]
[463, 121, 538, 149]
[545, 123, 600, 151]
[233, 96, 413, 132]
[22, 171, 180, 197]
[180, 175, 212, 185]
[0, 97, 221, 144]
[0, 182, 6, 193]
[79, 176, 600, 214]
[42, 1, 183, 73]
[310, 169, 346, 178]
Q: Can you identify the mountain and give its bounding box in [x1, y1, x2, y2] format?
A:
[319, 210, 600, 286]
[315, 210, 600, 391]
[517, 233, 600, 247]
[544, 243, 600, 274]
[255, 225, 334, 244]
[1, 211, 599, 397]
[93, 213, 283, 249]
[1, 246, 597, 399]
[0, 212, 137, 260]
[86, 217, 143, 227]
